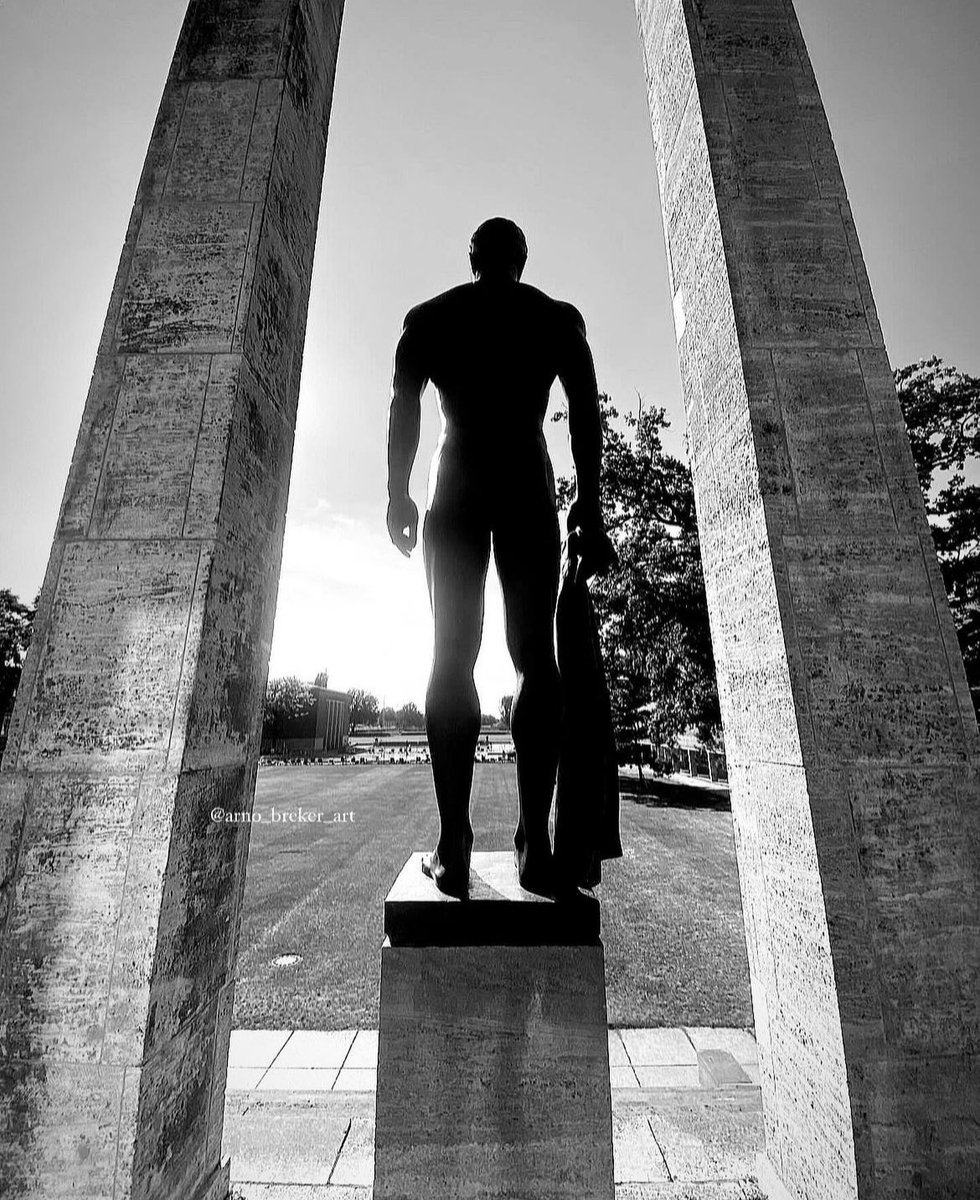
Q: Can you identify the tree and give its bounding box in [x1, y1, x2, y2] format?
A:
[347, 688, 380, 732]
[896, 357, 980, 714]
[379, 705, 396, 729]
[262, 676, 317, 742]
[499, 694, 514, 730]
[555, 394, 721, 760]
[395, 701, 424, 730]
[1, 589, 36, 750]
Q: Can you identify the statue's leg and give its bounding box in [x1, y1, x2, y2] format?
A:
[494, 507, 561, 894]
[422, 506, 490, 893]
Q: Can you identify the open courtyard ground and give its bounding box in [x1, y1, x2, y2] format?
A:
[232, 764, 752, 1030]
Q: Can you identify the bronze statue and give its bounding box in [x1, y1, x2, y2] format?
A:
[386, 218, 617, 897]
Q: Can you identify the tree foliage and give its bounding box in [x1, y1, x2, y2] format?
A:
[395, 701, 424, 730]
[1, 589, 36, 741]
[499, 694, 514, 730]
[262, 676, 317, 741]
[896, 357, 980, 712]
[556, 395, 721, 757]
[347, 688, 380, 731]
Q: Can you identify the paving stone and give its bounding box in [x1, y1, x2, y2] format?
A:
[635, 1065, 701, 1089]
[684, 1029, 758, 1066]
[330, 1116, 374, 1186]
[334, 1068, 377, 1092]
[622, 1028, 698, 1066]
[613, 1110, 671, 1182]
[611, 1066, 641, 1089]
[615, 1184, 764, 1199]
[225, 1102, 351, 1185]
[231, 1186, 369, 1200]
[646, 1092, 765, 1183]
[257, 1068, 339, 1092]
[608, 1030, 631, 1066]
[229, 1029, 292, 1069]
[275, 1030, 356, 1069]
[344, 1030, 378, 1069]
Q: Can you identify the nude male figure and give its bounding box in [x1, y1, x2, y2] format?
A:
[386, 217, 614, 896]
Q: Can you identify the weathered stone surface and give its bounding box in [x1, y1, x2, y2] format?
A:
[90, 354, 212, 538]
[57, 355, 126, 534]
[0, 3, 346, 1197]
[636, 1, 979, 1196]
[118, 202, 254, 352]
[166, 80, 259, 200]
[375, 939, 614, 1200]
[0, 775, 142, 1063]
[174, 0, 291, 83]
[0, 1060, 132, 1198]
[17, 540, 208, 770]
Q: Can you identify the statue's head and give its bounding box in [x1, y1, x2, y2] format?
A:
[469, 217, 528, 281]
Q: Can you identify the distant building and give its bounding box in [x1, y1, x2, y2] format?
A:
[313, 671, 350, 753]
[260, 670, 351, 758]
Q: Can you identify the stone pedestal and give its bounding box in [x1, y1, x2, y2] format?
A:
[373, 852, 614, 1200]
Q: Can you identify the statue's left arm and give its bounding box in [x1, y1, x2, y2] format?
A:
[557, 304, 617, 581]
[386, 308, 428, 557]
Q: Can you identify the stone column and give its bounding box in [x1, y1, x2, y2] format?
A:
[0, 2, 343, 1197]
[634, 1, 979, 1196]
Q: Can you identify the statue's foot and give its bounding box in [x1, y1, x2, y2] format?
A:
[515, 843, 555, 898]
[422, 848, 470, 897]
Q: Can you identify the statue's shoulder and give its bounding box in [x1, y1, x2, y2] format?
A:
[402, 284, 471, 331]
[519, 285, 587, 335]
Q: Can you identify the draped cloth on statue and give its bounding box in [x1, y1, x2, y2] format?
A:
[553, 530, 623, 890]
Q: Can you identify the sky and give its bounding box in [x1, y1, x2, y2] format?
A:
[1, 0, 979, 710]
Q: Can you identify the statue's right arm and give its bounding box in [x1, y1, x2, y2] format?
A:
[386, 309, 428, 557]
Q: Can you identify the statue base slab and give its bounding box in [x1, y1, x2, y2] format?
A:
[383, 849, 600, 945]
[373, 852, 614, 1200]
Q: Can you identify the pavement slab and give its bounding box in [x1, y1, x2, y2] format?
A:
[344, 1030, 378, 1069]
[225, 1078, 764, 1194]
[684, 1028, 758, 1066]
[613, 1110, 671, 1182]
[621, 1028, 698, 1066]
[640, 1090, 765, 1182]
[230, 1029, 293, 1069]
[275, 1030, 357, 1070]
[330, 1117, 375, 1187]
[227, 1094, 374, 1187]
[231, 1188, 369, 1200]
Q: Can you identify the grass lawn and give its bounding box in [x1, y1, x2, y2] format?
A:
[232, 764, 752, 1030]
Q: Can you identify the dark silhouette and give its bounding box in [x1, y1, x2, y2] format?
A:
[386, 218, 615, 896]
